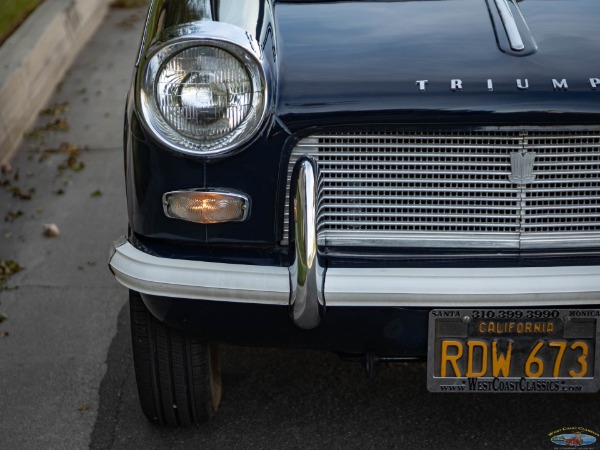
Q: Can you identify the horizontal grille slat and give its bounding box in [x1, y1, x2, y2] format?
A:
[523, 205, 600, 211]
[302, 134, 526, 142]
[321, 211, 520, 218]
[527, 188, 600, 193]
[283, 130, 600, 249]
[324, 220, 521, 228]
[319, 161, 511, 168]
[295, 144, 523, 150]
[323, 195, 520, 202]
[535, 170, 600, 176]
[323, 177, 515, 184]
[322, 186, 521, 194]
[522, 222, 600, 229]
[536, 159, 600, 165]
[295, 151, 516, 158]
[528, 144, 600, 150]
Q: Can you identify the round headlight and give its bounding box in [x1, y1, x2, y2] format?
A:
[140, 37, 268, 157]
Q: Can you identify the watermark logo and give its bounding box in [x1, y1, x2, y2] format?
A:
[549, 427, 598, 448]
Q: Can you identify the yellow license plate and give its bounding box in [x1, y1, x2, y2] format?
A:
[427, 309, 600, 393]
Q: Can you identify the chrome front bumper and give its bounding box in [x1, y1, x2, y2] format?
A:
[109, 157, 600, 330]
[109, 240, 600, 318]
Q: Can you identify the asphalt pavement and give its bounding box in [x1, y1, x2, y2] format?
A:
[1, 5, 600, 450]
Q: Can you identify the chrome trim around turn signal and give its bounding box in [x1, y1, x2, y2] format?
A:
[289, 157, 325, 329]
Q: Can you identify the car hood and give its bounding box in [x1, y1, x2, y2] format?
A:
[274, 0, 600, 129]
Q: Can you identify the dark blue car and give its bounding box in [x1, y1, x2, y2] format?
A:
[110, 0, 600, 425]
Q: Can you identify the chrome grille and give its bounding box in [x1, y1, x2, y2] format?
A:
[283, 131, 600, 249]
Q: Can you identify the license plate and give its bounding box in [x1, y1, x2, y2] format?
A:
[427, 309, 600, 393]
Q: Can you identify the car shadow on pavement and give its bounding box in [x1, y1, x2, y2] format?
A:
[91, 303, 600, 450]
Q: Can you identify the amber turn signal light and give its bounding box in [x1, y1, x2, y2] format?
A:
[163, 189, 250, 224]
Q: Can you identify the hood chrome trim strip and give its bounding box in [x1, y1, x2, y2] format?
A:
[494, 0, 525, 51]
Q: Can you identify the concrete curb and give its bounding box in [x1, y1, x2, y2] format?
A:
[0, 0, 110, 164]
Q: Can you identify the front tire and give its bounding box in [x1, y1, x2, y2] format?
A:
[129, 290, 222, 426]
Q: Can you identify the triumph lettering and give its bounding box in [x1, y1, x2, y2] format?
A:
[516, 78, 529, 90]
[552, 78, 569, 90]
[416, 80, 428, 91]
[450, 79, 463, 91]
[410, 78, 599, 92]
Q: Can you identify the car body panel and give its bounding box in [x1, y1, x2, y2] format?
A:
[111, 0, 600, 356]
[124, 0, 600, 250]
[274, 1, 600, 128]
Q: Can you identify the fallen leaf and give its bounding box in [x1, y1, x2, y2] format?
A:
[0, 331, 8, 340]
[0, 260, 22, 289]
[40, 102, 69, 117]
[58, 146, 86, 173]
[90, 189, 102, 197]
[9, 186, 33, 200]
[4, 210, 23, 222]
[0, 260, 22, 278]
[26, 118, 70, 140]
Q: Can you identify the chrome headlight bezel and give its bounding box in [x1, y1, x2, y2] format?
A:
[138, 22, 270, 158]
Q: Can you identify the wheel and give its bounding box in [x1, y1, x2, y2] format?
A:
[129, 290, 222, 426]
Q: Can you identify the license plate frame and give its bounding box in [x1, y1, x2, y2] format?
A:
[427, 308, 600, 393]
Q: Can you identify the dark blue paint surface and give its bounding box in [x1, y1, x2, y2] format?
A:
[275, 1, 600, 128]
[121, 0, 600, 352]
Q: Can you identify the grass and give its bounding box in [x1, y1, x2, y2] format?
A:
[0, 0, 45, 45]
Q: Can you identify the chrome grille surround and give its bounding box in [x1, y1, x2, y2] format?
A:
[282, 130, 600, 249]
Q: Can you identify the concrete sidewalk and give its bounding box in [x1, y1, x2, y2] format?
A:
[0, 5, 147, 448]
[0, 0, 110, 164]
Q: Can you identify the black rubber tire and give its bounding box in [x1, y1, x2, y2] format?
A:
[129, 290, 222, 426]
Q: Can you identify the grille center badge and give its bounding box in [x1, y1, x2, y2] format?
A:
[509, 151, 536, 184]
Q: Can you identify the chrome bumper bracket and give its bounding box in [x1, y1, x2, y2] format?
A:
[289, 156, 326, 329]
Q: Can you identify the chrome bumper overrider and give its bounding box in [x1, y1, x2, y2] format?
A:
[288, 157, 325, 329]
[109, 156, 600, 330]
